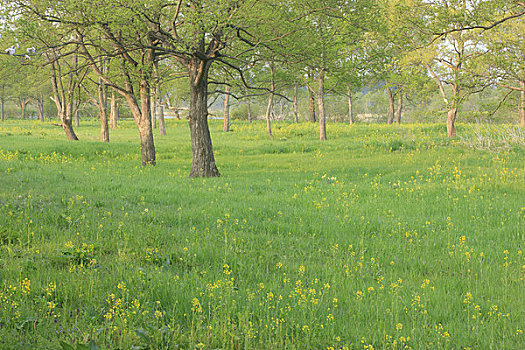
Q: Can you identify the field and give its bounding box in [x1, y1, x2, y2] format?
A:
[0, 119, 524, 349]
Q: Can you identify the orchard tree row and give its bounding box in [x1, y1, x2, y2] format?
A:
[1, 0, 524, 177]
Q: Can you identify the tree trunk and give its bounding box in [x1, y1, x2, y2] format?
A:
[396, 92, 403, 124]
[387, 87, 395, 124]
[98, 77, 109, 142]
[158, 100, 166, 136]
[151, 94, 157, 129]
[293, 84, 299, 123]
[63, 102, 79, 141]
[0, 85, 4, 121]
[74, 109, 80, 127]
[308, 89, 316, 123]
[447, 108, 457, 137]
[110, 91, 118, 129]
[265, 90, 274, 137]
[520, 80, 525, 126]
[247, 99, 252, 123]
[134, 78, 156, 165]
[188, 59, 219, 177]
[223, 85, 230, 132]
[19, 99, 28, 120]
[318, 71, 327, 141]
[0, 98, 4, 122]
[37, 95, 45, 122]
[347, 87, 354, 124]
[265, 63, 275, 137]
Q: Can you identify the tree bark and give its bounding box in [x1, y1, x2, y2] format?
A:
[396, 92, 403, 124]
[293, 84, 299, 123]
[347, 87, 354, 124]
[318, 71, 327, 140]
[110, 91, 118, 129]
[447, 108, 457, 137]
[188, 58, 220, 177]
[520, 80, 525, 126]
[223, 85, 230, 132]
[387, 87, 395, 124]
[308, 88, 316, 123]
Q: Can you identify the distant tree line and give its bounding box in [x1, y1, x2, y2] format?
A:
[0, 0, 524, 176]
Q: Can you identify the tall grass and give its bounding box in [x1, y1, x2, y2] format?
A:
[0, 120, 524, 349]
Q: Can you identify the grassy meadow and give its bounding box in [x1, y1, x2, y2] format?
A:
[0, 119, 524, 349]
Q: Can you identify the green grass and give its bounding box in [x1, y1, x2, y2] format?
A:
[0, 119, 524, 349]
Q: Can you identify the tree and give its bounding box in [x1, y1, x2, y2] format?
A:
[398, 0, 489, 136]
[481, 16, 525, 125]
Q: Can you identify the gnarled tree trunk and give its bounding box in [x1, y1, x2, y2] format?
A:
[188, 58, 219, 177]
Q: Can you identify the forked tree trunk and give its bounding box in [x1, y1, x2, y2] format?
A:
[347, 87, 354, 124]
[447, 107, 457, 137]
[308, 89, 316, 123]
[387, 88, 395, 124]
[63, 102, 79, 141]
[188, 59, 219, 177]
[520, 80, 525, 126]
[318, 71, 326, 141]
[223, 85, 230, 132]
[110, 91, 118, 129]
[396, 93, 403, 124]
[293, 84, 299, 123]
